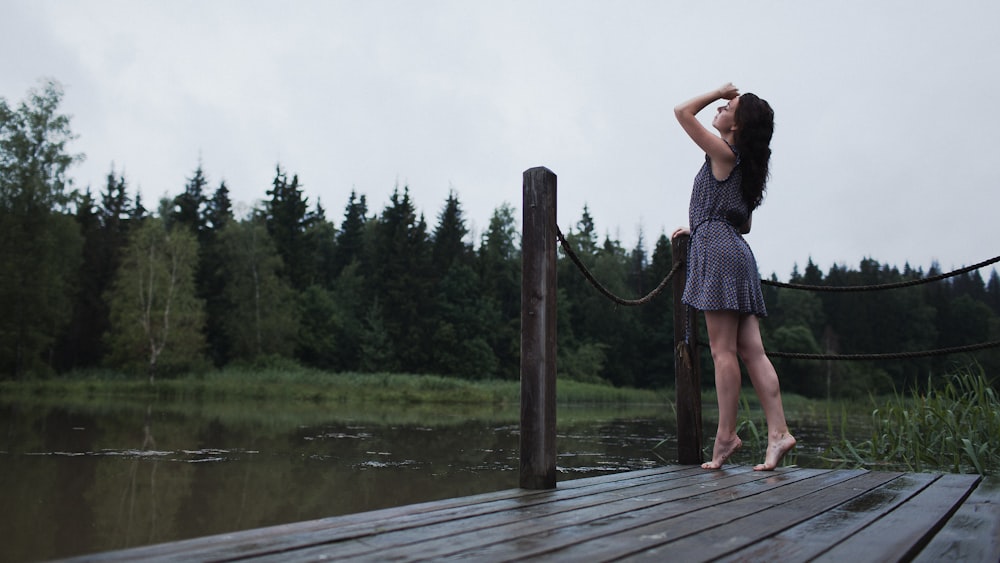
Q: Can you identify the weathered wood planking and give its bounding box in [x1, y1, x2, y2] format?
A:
[65, 466, 999, 563]
[913, 474, 1000, 562]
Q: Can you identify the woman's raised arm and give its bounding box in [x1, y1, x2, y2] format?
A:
[674, 83, 739, 165]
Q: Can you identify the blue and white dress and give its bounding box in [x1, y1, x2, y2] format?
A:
[682, 146, 767, 316]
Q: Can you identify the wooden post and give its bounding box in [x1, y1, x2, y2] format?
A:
[672, 233, 703, 465]
[520, 166, 558, 489]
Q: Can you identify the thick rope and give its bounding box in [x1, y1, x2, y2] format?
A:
[768, 339, 1000, 361]
[555, 225, 681, 306]
[761, 255, 1000, 292]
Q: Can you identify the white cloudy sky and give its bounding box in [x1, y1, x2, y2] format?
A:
[3, 0, 998, 281]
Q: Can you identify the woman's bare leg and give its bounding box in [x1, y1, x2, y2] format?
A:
[737, 314, 796, 470]
[702, 310, 743, 469]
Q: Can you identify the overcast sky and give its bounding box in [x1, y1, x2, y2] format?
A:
[3, 0, 998, 281]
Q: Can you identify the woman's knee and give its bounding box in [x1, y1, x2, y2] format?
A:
[710, 347, 740, 374]
[737, 341, 766, 364]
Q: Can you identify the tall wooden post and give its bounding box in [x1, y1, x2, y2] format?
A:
[672, 234, 703, 465]
[520, 166, 558, 489]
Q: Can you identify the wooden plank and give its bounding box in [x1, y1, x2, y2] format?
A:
[514, 468, 873, 562]
[63, 468, 1000, 563]
[251, 466, 775, 562]
[434, 468, 839, 561]
[716, 471, 931, 562]
[67, 467, 691, 562]
[912, 475, 1000, 563]
[248, 468, 754, 561]
[640, 470, 913, 562]
[63, 482, 541, 562]
[812, 472, 981, 562]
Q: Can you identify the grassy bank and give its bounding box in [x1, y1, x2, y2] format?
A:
[0, 366, 669, 407]
[826, 366, 1000, 475]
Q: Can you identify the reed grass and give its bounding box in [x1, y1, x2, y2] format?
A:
[826, 365, 1000, 475]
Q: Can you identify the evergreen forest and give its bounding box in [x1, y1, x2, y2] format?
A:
[3, 81, 999, 397]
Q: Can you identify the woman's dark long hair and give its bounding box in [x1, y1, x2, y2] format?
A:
[733, 93, 774, 211]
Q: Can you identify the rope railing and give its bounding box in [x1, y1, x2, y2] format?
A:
[769, 340, 1000, 361]
[555, 225, 681, 306]
[556, 223, 1000, 361]
[761, 255, 1000, 292]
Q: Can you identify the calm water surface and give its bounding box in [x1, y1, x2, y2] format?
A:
[0, 397, 860, 561]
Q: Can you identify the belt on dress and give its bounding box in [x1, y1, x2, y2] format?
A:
[690, 216, 741, 238]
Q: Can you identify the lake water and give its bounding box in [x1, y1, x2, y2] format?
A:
[0, 397, 862, 561]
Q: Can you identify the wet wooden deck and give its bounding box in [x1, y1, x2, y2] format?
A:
[68, 465, 999, 562]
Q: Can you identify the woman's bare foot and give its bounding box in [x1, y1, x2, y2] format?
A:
[753, 432, 796, 471]
[701, 435, 742, 469]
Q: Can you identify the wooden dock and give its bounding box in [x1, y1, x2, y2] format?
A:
[68, 465, 999, 562]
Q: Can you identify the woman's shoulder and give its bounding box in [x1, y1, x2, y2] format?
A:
[724, 140, 741, 160]
[707, 147, 739, 182]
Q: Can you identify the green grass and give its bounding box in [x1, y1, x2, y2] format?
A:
[0, 367, 672, 431]
[0, 366, 668, 408]
[825, 365, 1000, 475]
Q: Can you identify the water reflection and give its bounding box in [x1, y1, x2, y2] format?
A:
[0, 398, 848, 561]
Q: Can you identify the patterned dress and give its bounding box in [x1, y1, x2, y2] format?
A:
[682, 146, 767, 316]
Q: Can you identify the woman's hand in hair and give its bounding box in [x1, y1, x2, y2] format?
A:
[717, 83, 740, 100]
[671, 227, 691, 240]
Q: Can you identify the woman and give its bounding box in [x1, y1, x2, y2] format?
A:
[671, 83, 796, 471]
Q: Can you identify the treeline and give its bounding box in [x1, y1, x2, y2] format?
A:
[762, 259, 1000, 396]
[3, 81, 999, 395]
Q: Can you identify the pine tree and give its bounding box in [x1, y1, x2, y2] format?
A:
[296, 284, 341, 369]
[365, 186, 433, 371]
[265, 165, 312, 289]
[477, 203, 520, 378]
[201, 181, 235, 365]
[802, 258, 824, 285]
[429, 192, 496, 377]
[431, 261, 499, 378]
[589, 235, 642, 386]
[55, 168, 138, 371]
[432, 190, 472, 273]
[304, 198, 338, 289]
[628, 229, 647, 299]
[333, 190, 368, 276]
[326, 260, 368, 370]
[131, 190, 147, 222]
[987, 269, 1000, 315]
[170, 163, 209, 237]
[636, 233, 674, 388]
[557, 206, 614, 383]
[205, 180, 233, 232]
[55, 188, 102, 370]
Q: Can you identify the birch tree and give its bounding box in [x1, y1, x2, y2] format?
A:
[106, 217, 205, 380]
[217, 217, 298, 362]
[0, 80, 83, 378]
